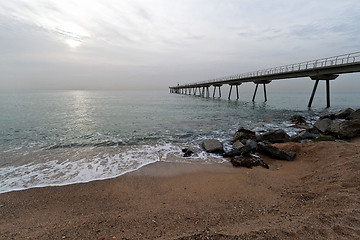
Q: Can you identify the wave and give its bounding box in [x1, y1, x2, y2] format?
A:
[46, 140, 126, 150]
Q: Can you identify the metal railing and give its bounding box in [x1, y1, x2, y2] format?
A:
[173, 52, 360, 88]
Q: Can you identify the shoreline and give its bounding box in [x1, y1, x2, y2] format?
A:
[1, 140, 359, 239]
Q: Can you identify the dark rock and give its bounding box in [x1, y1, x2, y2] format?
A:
[290, 131, 317, 142]
[202, 139, 224, 153]
[182, 148, 194, 157]
[223, 145, 252, 157]
[233, 127, 256, 142]
[334, 108, 354, 119]
[290, 115, 307, 125]
[308, 127, 321, 134]
[245, 139, 258, 150]
[258, 129, 290, 143]
[314, 118, 332, 133]
[346, 109, 360, 120]
[298, 131, 317, 140]
[232, 140, 244, 149]
[257, 142, 296, 161]
[320, 114, 335, 120]
[230, 155, 269, 169]
[327, 120, 360, 139]
[289, 135, 301, 142]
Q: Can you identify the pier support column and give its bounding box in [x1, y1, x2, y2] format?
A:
[228, 83, 241, 100]
[228, 85, 233, 100]
[252, 84, 259, 102]
[308, 74, 338, 108]
[308, 80, 319, 108]
[263, 84, 267, 102]
[236, 84, 240, 100]
[252, 80, 271, 102]
[206, 86, 210, 98]
[213, 84, 222, 98]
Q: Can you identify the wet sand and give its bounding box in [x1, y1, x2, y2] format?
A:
[1, 139, 360, 239]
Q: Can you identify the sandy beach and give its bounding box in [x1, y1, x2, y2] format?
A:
[1, 139, 359, 240]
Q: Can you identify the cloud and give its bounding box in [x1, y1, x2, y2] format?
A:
[0, 0, 359, 90]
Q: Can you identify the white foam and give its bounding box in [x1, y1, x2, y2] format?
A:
[0, 142, 228, 194]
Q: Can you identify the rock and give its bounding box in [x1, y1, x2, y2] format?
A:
[202, 139, 224, 153]
[258, 129, 290, 143]
[232, 140, 244, 149]
[230, 155, 269, 169]
[326, 120, 360, 139]
[233, 127, 256, 142]
[289, 115, 307, 125]
[223, 145, 252, 157]
[245, 139, 258, 150]
[257, 142, 296, 161]
[320, 114, 335, 120]
[182, 148, 194, 157]
[334, 108, 354, 119]
[346, 109, 360, 120]
[313, 118, 332, 133]
[298, 131, 317, 140]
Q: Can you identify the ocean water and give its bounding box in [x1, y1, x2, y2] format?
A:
[0, 90, 359, 193]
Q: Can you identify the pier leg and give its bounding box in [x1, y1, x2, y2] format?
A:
[326, 80, 330, 108]
[252, 84, 259, 102]
[228, 85, 233, 100]
[202, 87, 205, 97]
[236, 85, 239, 100]
[263, 84, 267, 102]
[218, 86, 221, 98]
[308, 80, 319, 108]
[206, 87, 210, 98]
[213, 87, 216, 98]
[194, 88, 197, 95]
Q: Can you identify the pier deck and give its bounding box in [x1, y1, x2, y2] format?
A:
[169, 52, 360, 107]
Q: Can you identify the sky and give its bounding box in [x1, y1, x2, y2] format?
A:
[0, 0, 359, 91]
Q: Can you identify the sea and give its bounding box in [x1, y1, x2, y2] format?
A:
[1, 89, 359, 193]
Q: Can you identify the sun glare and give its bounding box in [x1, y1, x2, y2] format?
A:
[66, 39, 82, 48]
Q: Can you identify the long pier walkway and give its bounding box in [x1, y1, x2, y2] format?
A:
[169, 52, 360, 107]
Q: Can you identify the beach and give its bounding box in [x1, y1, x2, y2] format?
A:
[1, 138, 359, 239]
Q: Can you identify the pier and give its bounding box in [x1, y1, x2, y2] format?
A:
[169, 52, 360, 107]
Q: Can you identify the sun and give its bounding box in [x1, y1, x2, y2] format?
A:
[66, 39, 82, 48]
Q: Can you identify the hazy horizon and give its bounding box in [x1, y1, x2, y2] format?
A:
[1, 0, 359, 91]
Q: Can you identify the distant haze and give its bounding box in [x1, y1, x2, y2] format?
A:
[0, 0, 359, 91]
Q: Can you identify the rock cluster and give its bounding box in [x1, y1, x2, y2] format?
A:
[196, 107, 360, 169]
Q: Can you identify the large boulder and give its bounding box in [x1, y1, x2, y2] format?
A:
[346, 109, 360, 120]
[314, 118, 332, 133]
[230, 155, 269, 169]
[233, 127, 256, 142]
[258, 129, 290, 143]
[334, 108, 354, 119]
[202, 139, 224, 153]
[326, 120, 360, 139]
[257, 142, 296, 161]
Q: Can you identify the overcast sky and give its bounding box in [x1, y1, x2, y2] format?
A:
[0, 0, 359, 91]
